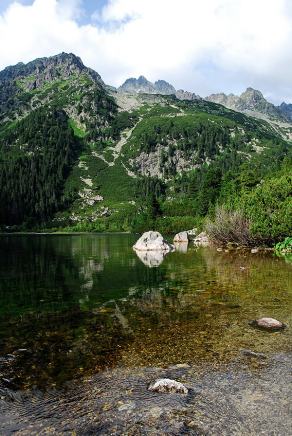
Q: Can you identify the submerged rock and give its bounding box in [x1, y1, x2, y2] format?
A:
[251, 317, 286, 331]
[148, 378, 188, 394]
[240, 349, 267, 359]
[193, 232, 210, 247]
[173, 231, 189, 243]
[133, 231, 174, 252]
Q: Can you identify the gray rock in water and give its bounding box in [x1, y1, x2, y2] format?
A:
[148, 378, 188, 394]
[251, 317, 286, 331]
[133, 231, 174, 252]
[173, 231, 189, 243]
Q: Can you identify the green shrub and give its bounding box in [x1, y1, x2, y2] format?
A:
[275, 237, 292, 253]
[239, 174, 292, 242]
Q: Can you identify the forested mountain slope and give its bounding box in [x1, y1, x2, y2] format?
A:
[0, 53, 291, 242]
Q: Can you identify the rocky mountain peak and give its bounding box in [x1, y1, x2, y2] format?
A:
[0, 52, 104, 91]
[137, 75, 149, 84]
[119, 76, 155, 93]
[154, 79, 176, 95]
[240, 88, 265, 106]
[206, 87, 288, 123]
[119, 76, 200, 99]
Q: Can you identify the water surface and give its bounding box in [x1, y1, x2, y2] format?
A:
[0, 234, 292, 434]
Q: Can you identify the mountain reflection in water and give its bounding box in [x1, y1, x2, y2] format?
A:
[0, 234, 291, 391]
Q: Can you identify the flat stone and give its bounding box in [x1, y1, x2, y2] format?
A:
[148, 378, 188, 394]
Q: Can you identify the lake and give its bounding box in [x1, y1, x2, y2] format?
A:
[0, 234, 291, 434]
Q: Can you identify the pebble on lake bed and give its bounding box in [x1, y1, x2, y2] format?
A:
[251, 317, 286, 331]
[148, 378, 188, 394]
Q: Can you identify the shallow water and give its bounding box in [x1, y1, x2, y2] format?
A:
[0, 234, 291, 433]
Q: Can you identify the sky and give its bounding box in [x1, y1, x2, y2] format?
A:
[0, 0, 292, 103]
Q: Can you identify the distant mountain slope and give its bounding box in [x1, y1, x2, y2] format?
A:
[0, 53, 291, 239]
[206, 87, 288, 123]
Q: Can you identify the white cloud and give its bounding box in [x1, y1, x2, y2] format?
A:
[0, 0, 292, 103]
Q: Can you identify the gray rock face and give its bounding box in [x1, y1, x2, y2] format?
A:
[148, 378, 188, 394]
[154, 80, 176, 95]
[119, 76, 156, 94]
[0, 52, 104, 92]
[119, 76, 201, 100]
[133, 231, 174, 252]
[206, 87, 286, 122]
[251, 317, 286, 331]
[175, 89, 201, 101]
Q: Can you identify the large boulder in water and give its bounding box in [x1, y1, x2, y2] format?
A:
[148, 378, 188, 394]
[133, 231, 174, 252]
[173, 231, 189, 243]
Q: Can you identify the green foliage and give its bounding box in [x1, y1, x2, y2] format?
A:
[275, 237, 292, 252]
[238, 173, 292, 242]
[0, 107, 82, 225]
[275, 237, 292, 263]
[1, 56, 291, 239]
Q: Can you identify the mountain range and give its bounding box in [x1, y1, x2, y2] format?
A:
[118, 76, 292, 126]
[0, 52, 291, 241]
[118, 75, 201, 101]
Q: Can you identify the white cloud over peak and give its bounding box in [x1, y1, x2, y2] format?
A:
[0, 0, 292, 103]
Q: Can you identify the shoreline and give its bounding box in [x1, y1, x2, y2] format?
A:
[1, 352, 291, 434]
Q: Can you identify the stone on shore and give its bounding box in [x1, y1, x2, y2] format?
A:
[193, 232, 210, 247]
[133, 231, 174, 252]
[148, 378, 188, 394]
[251, 317, 286, 331]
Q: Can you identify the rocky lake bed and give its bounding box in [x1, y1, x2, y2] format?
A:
[0, 234, 291, 434]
